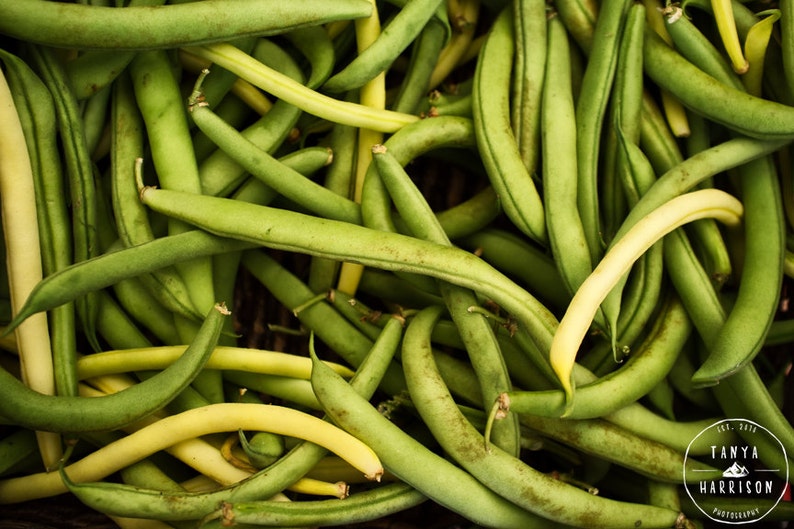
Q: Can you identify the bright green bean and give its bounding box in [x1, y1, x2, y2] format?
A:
[0, 303, 227, 433]
[0, 0, 374, 50]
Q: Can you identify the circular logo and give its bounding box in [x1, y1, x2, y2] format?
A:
[684, 418, 789, 524]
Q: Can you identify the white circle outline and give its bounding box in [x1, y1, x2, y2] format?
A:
[683, 418, 789, 525]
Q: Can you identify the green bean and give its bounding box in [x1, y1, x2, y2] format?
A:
[643, 27, 794, 140]
[139, 187, 560, 359]
[309, 333, 563, 529]
[0, 429, 38, 477]
[195, 41, 305, 198]
[361, 115, 476, 233]
[28, 43, 101, 351]
[223, 372, 322, 410]
[781, 0, 794, 98]
[110, 73, 199, 321]
[66, 51, 137, 100]
[308, 122, 357, 293]
[0, 303, 227, 434]
[372, 144, 519, 455]
[323, 0, 445, 93]
[663, 5, 743, 90]
[281, 26, 336, 90]
[391, 19, 447, 114]
[511, 0, 546, 174]
[500, 293, 691, 419]
[0, 49, 78, 401]
[130, 49, 215, 312]
[3, 231, 254, 336]
[575, 0, 632, 262]
[187, 75, 361, 225]
[357, 268, 444, 309]
[472, 8, 546, 243]
[239, 430, 285, 469]
[542, 14, 593, 299]
[520, 414, 718, 484]
[210, 483, 426, 527]
[0, 0, 373, 50]
[432, 186, 500, 240]
[81, 84, 112, 159]
[94, 289, 154, 351]
[109, 274, 181, 346]
[554, 0, 598, 51]
[401, 305, 686, 528]
[691, 154, 784, 385]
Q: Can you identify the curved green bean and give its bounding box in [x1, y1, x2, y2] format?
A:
[643, 27, 794, 140]
[691, 154, 784, 385]
[0, 304, 228, 433]
[0, 0, 373, 50]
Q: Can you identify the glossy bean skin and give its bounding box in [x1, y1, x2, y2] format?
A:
[0, 0, 373, 50]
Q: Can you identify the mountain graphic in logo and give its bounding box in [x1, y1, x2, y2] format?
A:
[722, 461, 750, 478]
